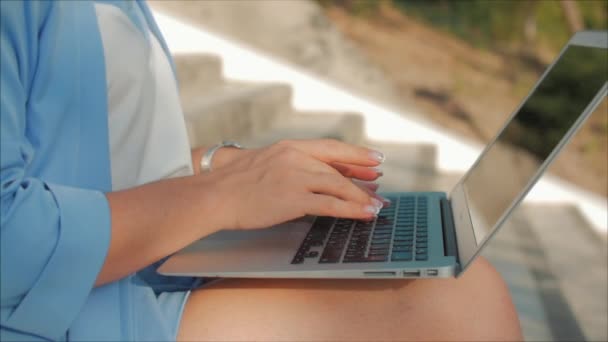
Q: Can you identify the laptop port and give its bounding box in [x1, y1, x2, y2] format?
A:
[427, 269, 439, 276]
[364, 271, 397, 277]
[403, 270, 421, 277]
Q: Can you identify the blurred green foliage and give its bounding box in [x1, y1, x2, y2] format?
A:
[321, 0, 608, 56]
[397, 0, 605, 49]
[503, 45, 607, 159]
[317, 0, 383, 15]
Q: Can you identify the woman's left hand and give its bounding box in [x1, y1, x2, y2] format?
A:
[193, 141, 384, 182]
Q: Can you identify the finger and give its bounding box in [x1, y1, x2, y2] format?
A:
[272, 146, 343, 177]
[352, 180, 379, 192]
[282, 139, 385, 167]
[304, 172, 374, 205]
[295, 157, 383, 201]
[305, 193, 382, 220]
[354, 182, 392, 207]
[331, 162, 382, 181]
[290, 152, 381, 187]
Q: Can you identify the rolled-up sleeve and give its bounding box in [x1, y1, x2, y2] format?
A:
[1, 2, 111, 340]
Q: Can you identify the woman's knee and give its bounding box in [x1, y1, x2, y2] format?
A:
[406, 256, 522, 341]
[460, 256, 505, 285]
[179, 258, 522, 341]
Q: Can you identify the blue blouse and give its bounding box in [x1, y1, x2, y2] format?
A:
[1, 1, 198, 340]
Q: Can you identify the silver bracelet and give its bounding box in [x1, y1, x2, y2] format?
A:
[200, 141, 243, 173]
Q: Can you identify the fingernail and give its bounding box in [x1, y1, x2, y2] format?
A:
[379, 195, 391, 205]
[364, 205, 380, 215]
[354, 180, 379, 190]
[371, 167, 383, 176]
[371, 197, 384, 211]
[369, 150, 385, 163]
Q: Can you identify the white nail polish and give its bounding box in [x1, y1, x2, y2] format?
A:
[380, 196, 391, 204]
[371, 198, 384, 211]
[364, 205, 380, 215]
[371, 167, 383, 176]
[369, 151, 386, 163]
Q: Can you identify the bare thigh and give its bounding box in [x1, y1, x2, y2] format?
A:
[178, 257, 522, 341]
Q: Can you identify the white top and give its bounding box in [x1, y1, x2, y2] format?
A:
[95, 2, 193, 191]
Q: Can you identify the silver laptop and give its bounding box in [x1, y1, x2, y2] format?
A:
[159, 31, 607, 279]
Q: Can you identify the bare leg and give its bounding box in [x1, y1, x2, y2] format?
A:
[178, 257, 522, 341]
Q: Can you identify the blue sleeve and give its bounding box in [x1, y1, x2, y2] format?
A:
[1, 2, 111, 340]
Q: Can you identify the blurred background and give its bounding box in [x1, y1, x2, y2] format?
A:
[149, 1, 607, 341]
[322, 0, 608, 197]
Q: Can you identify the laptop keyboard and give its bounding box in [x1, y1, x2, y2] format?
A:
[291, 195, 429, 264]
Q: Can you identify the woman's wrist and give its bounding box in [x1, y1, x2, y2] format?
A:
[196, 170, 240, 231]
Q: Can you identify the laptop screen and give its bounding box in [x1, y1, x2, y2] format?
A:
[463, 44, 607, 245]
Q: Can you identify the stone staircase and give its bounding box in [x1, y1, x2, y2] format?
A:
[173, 52, 607, 342]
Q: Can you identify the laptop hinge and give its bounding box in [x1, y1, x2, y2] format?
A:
[440, 198, 460, 266]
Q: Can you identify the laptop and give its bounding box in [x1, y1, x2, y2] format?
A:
[158, 31, 607, 279]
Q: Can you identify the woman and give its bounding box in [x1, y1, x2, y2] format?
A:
[0, 1, 522, 341]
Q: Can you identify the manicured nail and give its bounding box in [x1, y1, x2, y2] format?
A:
[371, 197, 384, 211]
[379, 195, 391, 206]
[369, 150, 385, 163]
[364, 205, 380, 216]
[371, 167, 383, 176]
[354, 180, 379, 191]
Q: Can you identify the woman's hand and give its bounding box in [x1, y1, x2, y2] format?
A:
[206, 139, 387, 231]
[98, 139, 385, 285]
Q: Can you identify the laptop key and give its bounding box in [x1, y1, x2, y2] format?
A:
[395, 233, 413, 238]
[319, 251, 343, 263]
[391, 252, 412, 261]
[361, 255, 388, 262]
[370, 249, 389, 255]
[305, 251, 319, 258]
[370, 244, 390, 250]
[291, 217, 336, 264]
[394, 241, 413, 246]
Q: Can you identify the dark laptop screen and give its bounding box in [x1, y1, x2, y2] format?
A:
[463, 44, 607, 244]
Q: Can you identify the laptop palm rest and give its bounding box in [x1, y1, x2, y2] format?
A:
[158, 219, 312, 276]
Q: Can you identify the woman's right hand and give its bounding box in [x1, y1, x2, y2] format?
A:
[207, 139, 386, 231]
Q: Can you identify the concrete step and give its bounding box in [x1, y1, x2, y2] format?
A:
[366, 142, 437, 171]
[480, 202, 606, 342]
[242, 112, 365, 148]
[429, 172, 462, 193]
[174, 53, 224, 95]
[367, 142, 439, 192]
[519, 204, 607, 342]
[481, 209, 555, 341]
[182, 82, 292, 147]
